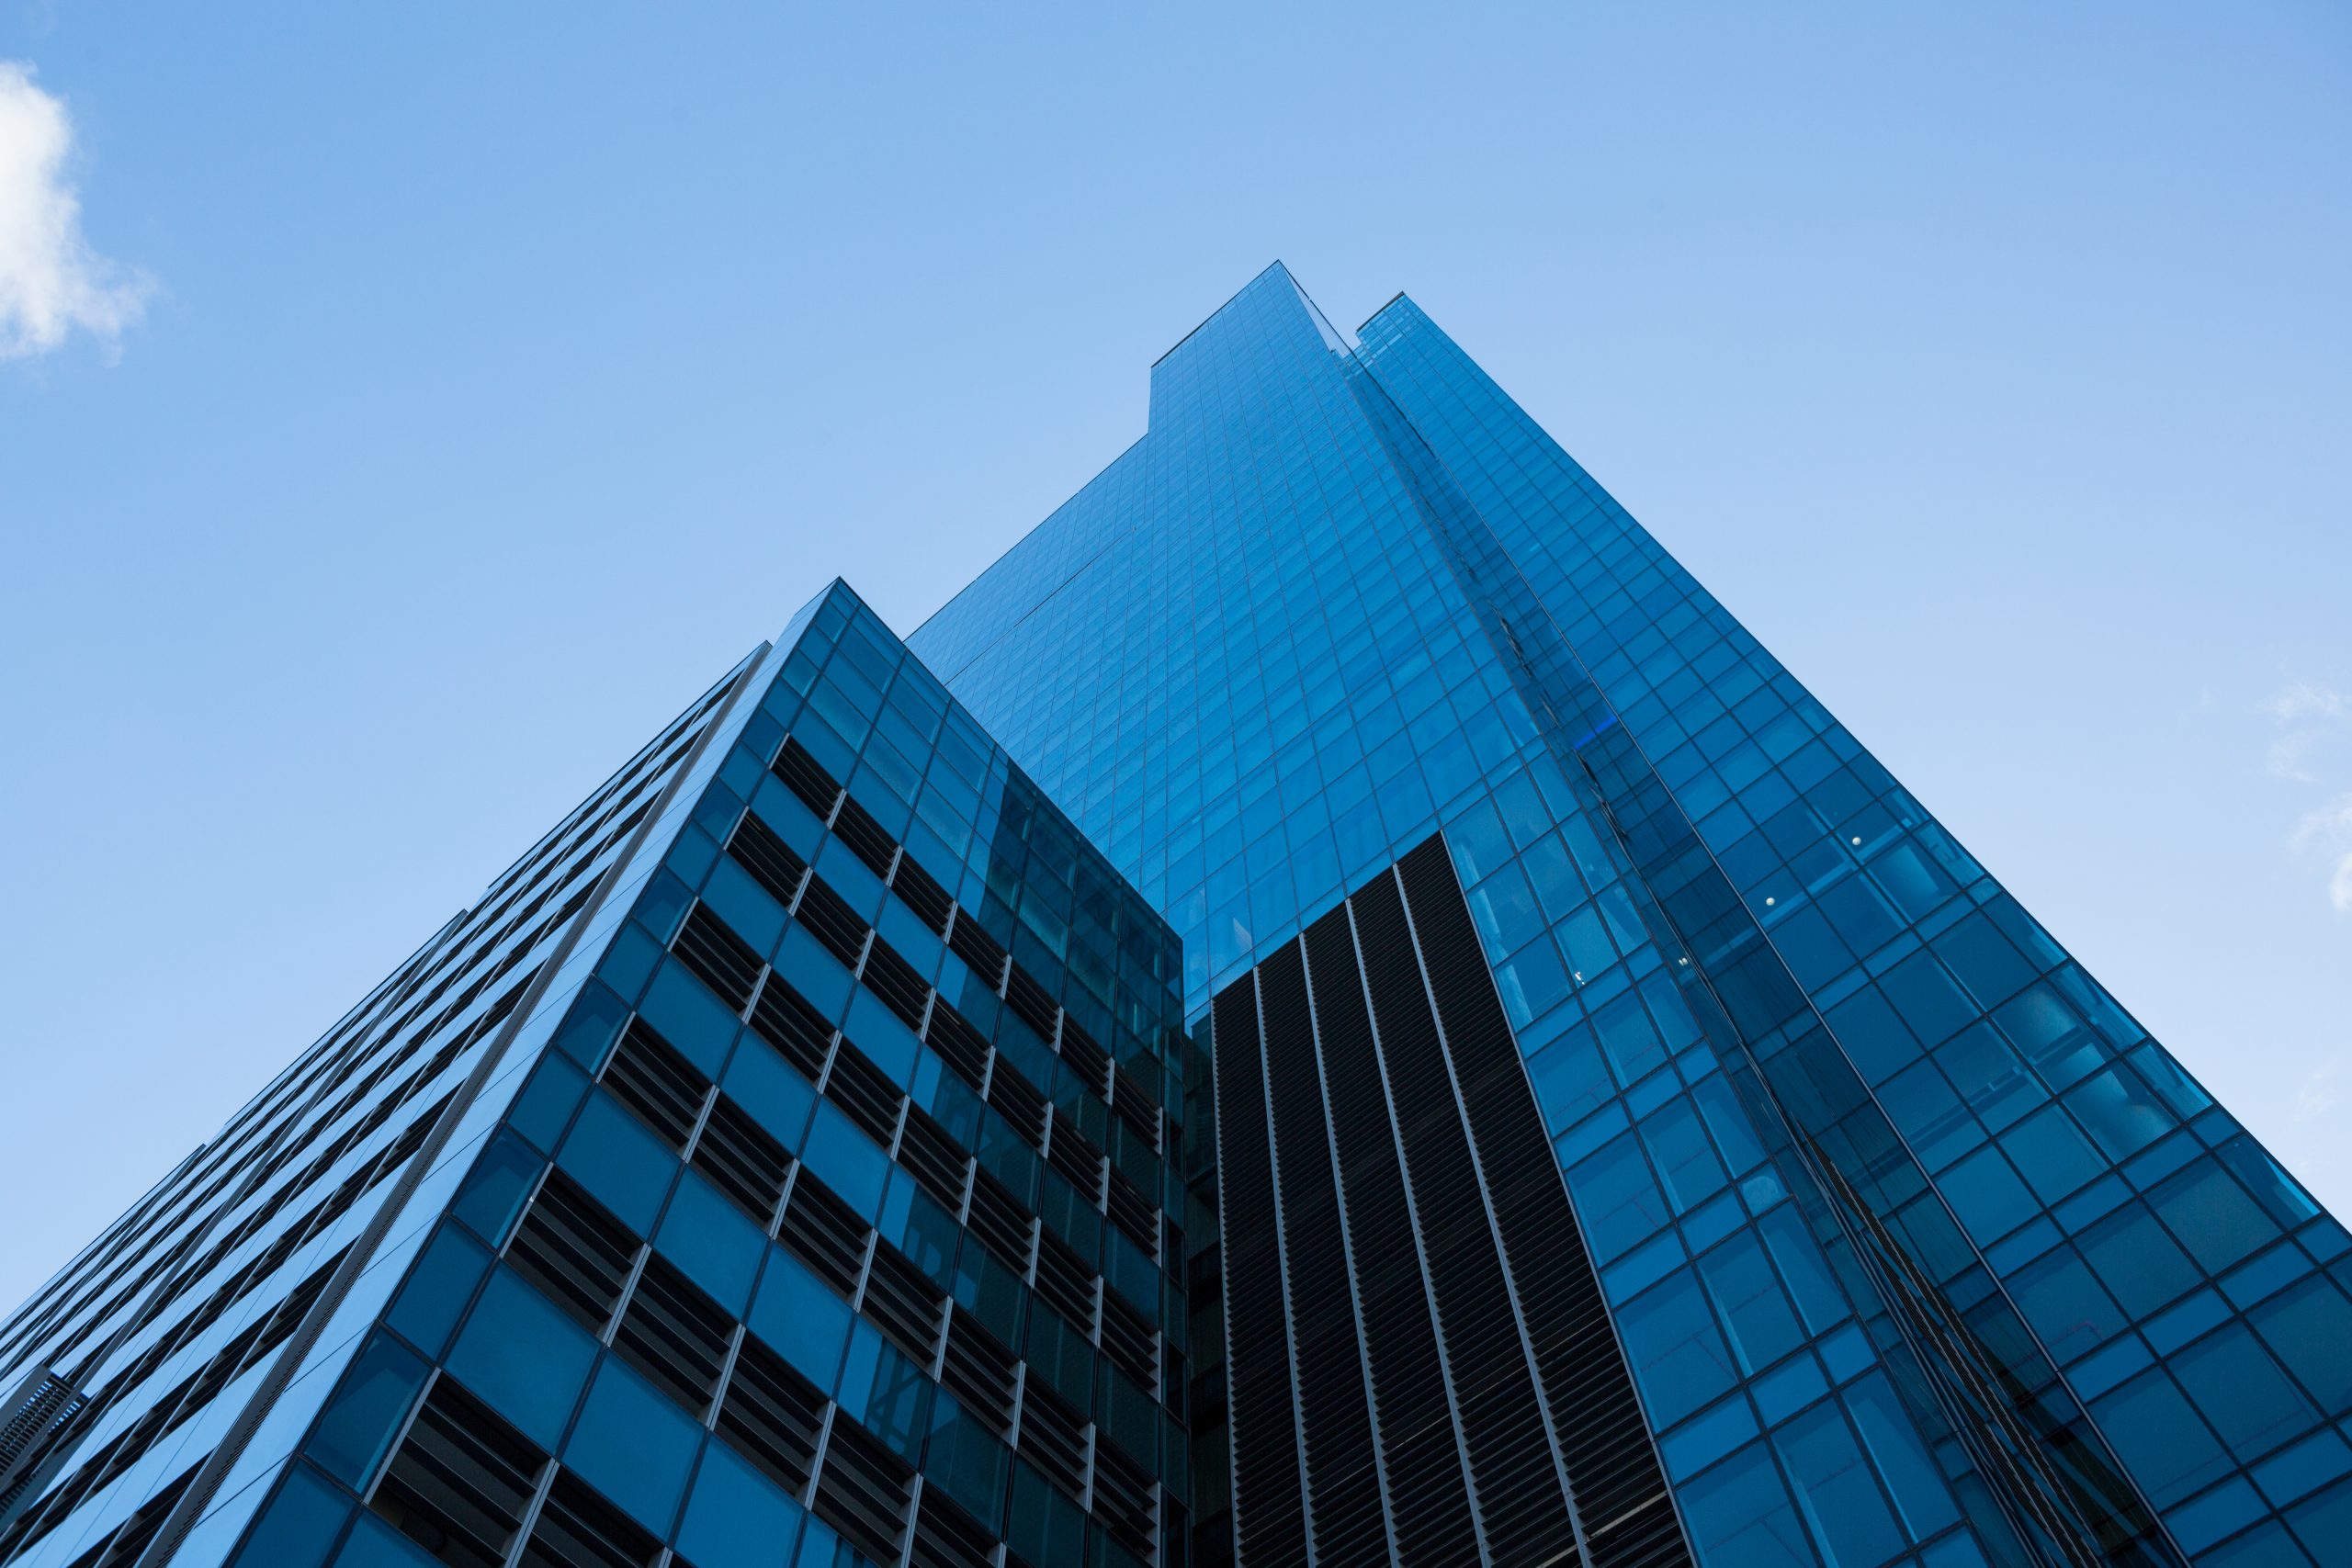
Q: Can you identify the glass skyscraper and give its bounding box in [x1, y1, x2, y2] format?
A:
[5, 265, 2347, 1568]
[913, 265, 2352, 1568]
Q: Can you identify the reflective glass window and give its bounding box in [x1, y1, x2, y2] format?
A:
[565, 1358, 703, 1536]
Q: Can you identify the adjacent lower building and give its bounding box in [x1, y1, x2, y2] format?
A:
[4, 265, 2346, 1568]
[0, 584, 1191, 1568]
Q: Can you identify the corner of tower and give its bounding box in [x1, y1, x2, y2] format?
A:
[1150, 260, 1294, 369]
[1358, 289, 1418, 334]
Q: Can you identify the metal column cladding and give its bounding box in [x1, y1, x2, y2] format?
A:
[1212, 833, 1694, 1568]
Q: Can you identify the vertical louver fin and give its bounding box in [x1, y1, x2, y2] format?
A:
[1305, 900, 1476, 1562]
[1257, 938, 1390, 1567]
[671, 903, 763, 1015]
[793, 876, 870, 969]
[689, 1093, 792, 1224]
[369, 1380, 543, 1568]
[1396, 836, 1692, 1568]
[1354, 869, 1578, 1568]
[599, 1019, 707, 1151]
[812, 1414, 915, 1565]
[830, 793, 899, 876]
[716, 1336, 825, 1495]
[771, 736, 842, 819]
[506, 1171, 639, 1336]
[1211, 971, 1312, 1568]
[779, 1174, 871, 1297]
[748, 976, 834, 1081]
[726, 810, 808, 908]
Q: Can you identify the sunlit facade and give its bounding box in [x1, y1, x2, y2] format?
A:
[0, 584, 1191, 1568]
[5, 265, 2347, 1568]
[914, 265, 2352, 1568]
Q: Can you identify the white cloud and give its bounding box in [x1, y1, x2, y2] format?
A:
[2294, 1061, 2343, 1125]
[2264, 682, 2351, 726]
[2294, 795, 2352, 914]
[2268, 731, 2320, 783]
[0, 61, 151, 361]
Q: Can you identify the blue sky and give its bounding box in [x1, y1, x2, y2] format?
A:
[0, 2, 2345, 1312]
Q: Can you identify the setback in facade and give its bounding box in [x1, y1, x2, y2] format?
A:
[3, 265, 2346, 1568]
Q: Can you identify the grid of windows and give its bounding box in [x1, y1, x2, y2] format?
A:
[8, 265, 2347, 1568]
[914, 265, 2352, 1567]
[201, 583, 1191, 1568]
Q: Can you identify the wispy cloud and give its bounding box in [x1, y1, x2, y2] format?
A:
[0, 61, 152, 361]
[2293, 795, 2352, 914]
[2293, 1060, 2343, 1125]
[2265, 683, 2352, 726]
[2268, 731, 2322, 783]
[2262, 682, 2352, 911]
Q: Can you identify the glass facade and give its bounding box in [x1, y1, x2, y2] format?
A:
[4, 264, 2345, 1568]
[0, 583, 1189, 1568]
[912, 265, 2352, 1567]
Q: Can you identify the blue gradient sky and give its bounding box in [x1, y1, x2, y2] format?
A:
[1, 2, 2345, 1312]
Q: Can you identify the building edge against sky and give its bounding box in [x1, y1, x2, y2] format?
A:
[910, 265, 2352, 1567]
[0, 580, 1194, 1568]
[0, 264, 2346, 1568]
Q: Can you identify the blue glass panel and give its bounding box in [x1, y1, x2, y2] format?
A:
[658, 1168, 764, 1313]
[677, 1438, 805, 1568]
[724, 1035, 816, 1150]
[1005, 1461, 1090, 1568]
[801, 1100, 889, 1218]
[702, 855, 786, 958]
[2251, 1277, 2352, 1416]
[2078, 1201, 2199, 1317]
[1937, 1145, 2035, 1246]
[307, 1333, 429, 1489]
[2173, 1322, 2318, 1463]
[1528, 1024, 1614, 1134]
[565, 1359, 702, 1536]
[1662, 1393, 1763, 1483]
[1679, 1442, 1814, 1568]
[1618, 1269, 1739, 1428]
[639, 958, 743, 1077]
[230, 1462, 353, 1568]
[1772, 1401, 1903, 1568]
[445, 1266, 597, 1449]
[1757, 1206, 1849, 1335]
[1568, 1132, 1671, 1262]
[1843, 1372, 1958, 1540]
[925, 1390, 1012, 1532]
[1645, 1100, 1729, 1214]
[450, 1130, 542, 1247]
[2090, 1368, 2233, 1508]
[836, 1321, 932, 1461]
[509, 1051, 590, 1156]
[775, 924, 854, 1022]
[748, 1246, 852, 1388]
[2151, 1158, 2276, 1274]
[1696, 1232, 1802, 1375]
[2005, 1244, 2124, 1364]
[551, 979, 632, 1070]
[559, 1089, 676, 1235]
[843, 989, 919, 1083]
[384, 1223, 492, 1359]
[2287, 1474, 2352, 1567]
[334, 1511, 440, 1568]
[2254, 1428, 2352, 1510]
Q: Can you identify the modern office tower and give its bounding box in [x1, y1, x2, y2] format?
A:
[911, 265, 2352, 1568]
[0, 582, 1193, 1568]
